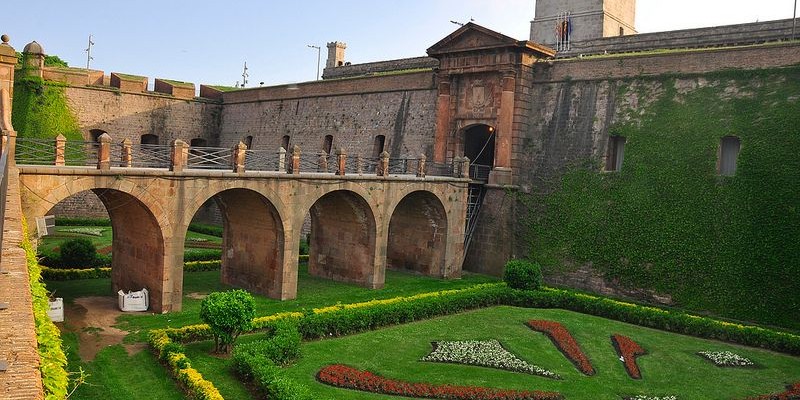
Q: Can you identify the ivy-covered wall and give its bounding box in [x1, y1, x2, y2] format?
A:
[521, 66, 800, 329]
[11, 76, 83, 140]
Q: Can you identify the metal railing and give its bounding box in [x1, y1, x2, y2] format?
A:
[15, 138, 56, 165]
[469, 164, 492, 182]
[13, 137, 471, 179]
[187, 146, 232, 170]
[127, 143, 171, 168]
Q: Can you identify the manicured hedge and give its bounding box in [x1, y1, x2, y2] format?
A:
[502, 288, 800, 356]
[188, 223, 223, 238]
[21, 218, 69, 399]
[231, 320, 313, 399]
[41, 260, 222, 281]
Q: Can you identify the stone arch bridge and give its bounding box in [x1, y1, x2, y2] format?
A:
[15, 137, 470, 313]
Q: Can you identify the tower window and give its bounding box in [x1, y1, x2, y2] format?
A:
[718, 136, 740, 176]
[619, 27, 625, 36]
[605, 135, 626, 172]
[244, 135, 254, 149]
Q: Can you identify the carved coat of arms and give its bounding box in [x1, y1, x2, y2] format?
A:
[469, 79, 489, 112]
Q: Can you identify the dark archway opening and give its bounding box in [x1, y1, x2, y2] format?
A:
[308, 190, 377, 287]
[140, 134, 159, 145]
[463, 124, 495, 181]
[89, 129, 106, 143]
[387, 191, 448, 276]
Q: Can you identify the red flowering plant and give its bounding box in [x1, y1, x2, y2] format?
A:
[746, 382, 800, 400]
[317, 364, 564, 400]
[611, 334, 647, 379]
[527, 320, 595, 376]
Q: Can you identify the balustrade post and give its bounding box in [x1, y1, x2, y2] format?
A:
[170, 139, 188, 172]
[54, 134, 66, 166]
[318, 151, 328, 173]
[356, 154, 363, 174]
[377, 150, 389, 177]
[121, 138, 132, 167]
[291, 145, 301, 175]
[97, 133, 112, 170]
[233, 141, 247, 173]
[278, 146, 286, 173]
[335, 147, 346, 176]
[417, 154, 426, 178]
[452, 156, 462, 178]
[461, 156, 471, 179]
[5, 130, 16, 166]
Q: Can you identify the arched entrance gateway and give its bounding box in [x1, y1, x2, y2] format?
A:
[462, 124, 495, 182]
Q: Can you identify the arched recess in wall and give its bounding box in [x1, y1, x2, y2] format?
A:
[244, 136, 254, 149]
[89, 129, 106, 142]
[372, 135, 386, 158]
[462, 124, 495, 181]
[307, 190, 376, 286]
[386, 190, 448, 276]
[44, 188, 166, 311]
[141, 134, 159, 145]
[188, 188, 285, 298]
[323, 135, 334, 155]
[190, 138, 207, 147]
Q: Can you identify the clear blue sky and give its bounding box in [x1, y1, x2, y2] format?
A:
[4, 1, 796, 87]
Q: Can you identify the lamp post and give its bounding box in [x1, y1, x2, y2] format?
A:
[307, 44, 321, 81]
[793, 0, 797, 40]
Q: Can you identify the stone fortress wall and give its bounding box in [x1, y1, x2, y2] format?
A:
[26, 8, 800, 279]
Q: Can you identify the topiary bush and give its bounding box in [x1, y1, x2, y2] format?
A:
[504, 259, 543, 291]
[199, 290, 256, 354]
[58, 238, 97, 268]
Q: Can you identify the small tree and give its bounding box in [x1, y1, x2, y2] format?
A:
[199, 290, 256, 353]
[503, 259, 543, 291]
[59, 238, 97, 268]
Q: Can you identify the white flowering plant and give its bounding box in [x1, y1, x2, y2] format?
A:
[697, 351, 754, 367]
[60, 227, 105, 236]
[421, 340, 559, 379]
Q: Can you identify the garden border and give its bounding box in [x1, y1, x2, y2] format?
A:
[147, 284, 800, 400]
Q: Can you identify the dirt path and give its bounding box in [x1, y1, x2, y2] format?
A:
[59, 296, 146, 361]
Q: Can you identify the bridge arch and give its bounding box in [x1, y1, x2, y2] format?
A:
[43, 188, 166, 311]
[386, 190, 448, 276]
[306, 189, 379, 287]
[185, 188, 286, 298]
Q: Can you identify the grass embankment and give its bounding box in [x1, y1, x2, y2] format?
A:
[38, 226, 222, 255]
[187, 307, 800, 400]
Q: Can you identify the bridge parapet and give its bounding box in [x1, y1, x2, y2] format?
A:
[13, 136, 469, 178]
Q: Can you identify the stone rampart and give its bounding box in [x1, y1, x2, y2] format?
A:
[558, 18, 796, 57]
[322, 56, 438, 79]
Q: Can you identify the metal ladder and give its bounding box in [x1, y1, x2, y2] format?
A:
[464, 184, 486, 253]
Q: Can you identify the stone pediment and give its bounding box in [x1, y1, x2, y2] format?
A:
[428, 23, 521, 56]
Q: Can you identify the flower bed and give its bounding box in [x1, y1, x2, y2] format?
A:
[421, 340, 559, 379]
[527, 320, 595, 375]
[611, 334, 647, 379]
[60, 227, 105, 236]
[317, 364, 563, 400]
[697, 351, 754, 367]
[746, 382, 800, 399]
[625, 396, 677, 400]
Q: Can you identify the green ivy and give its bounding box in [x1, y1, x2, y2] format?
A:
[524, 66, 800, 329]
[11, 76, 83, 140]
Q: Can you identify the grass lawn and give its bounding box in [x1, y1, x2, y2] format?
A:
[38, 226, 222, 255]
[48, 267, 499, 400]
[185, 306, 800, 400]
[47, 265, 499, 342]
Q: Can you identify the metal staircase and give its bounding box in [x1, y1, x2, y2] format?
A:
[464, 183, 486, 253]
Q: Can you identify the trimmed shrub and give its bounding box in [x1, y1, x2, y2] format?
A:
[199, 290, 256, 353]
[504, 259, 543, 291]
[59, 238, 97, 268]
[188, 223, 223, 238]
[54, 217, 111, 226]
[184, 249, 222, 262]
